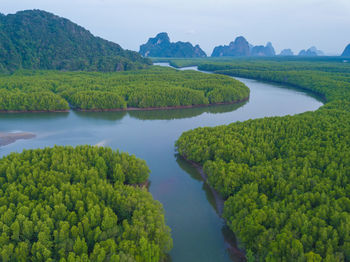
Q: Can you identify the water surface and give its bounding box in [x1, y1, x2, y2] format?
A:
[0, 67, 323, 262]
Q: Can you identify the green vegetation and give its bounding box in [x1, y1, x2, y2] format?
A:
[0, 10, 150, 73]
[0, 66, 249, 112]
[176, 58, 350, 261]
[0, 145, 172, 261]
[0, 91, 69, 112]
[66, 92, 127, 111]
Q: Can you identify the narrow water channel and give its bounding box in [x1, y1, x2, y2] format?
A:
[0, 65, 323, 261]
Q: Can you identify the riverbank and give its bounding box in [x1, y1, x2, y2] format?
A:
[0, 132, 36, 147]
[179, 155, 246, 262]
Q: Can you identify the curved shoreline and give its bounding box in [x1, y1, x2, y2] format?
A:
[208, 71, 327, 103]
[179, 155, 246, 262]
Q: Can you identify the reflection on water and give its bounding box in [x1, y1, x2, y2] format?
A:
[72, 101, 248, 122]
[176, 155, 246, 262]
[74, 110, 127, 121]
[128, 102, 247, 120]
[222, 226, 246, 262]
[176, 155, 220, 214]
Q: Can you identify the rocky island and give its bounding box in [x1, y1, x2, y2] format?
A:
[279, 48, 294, 56]
[298, 46, 324, 56]
[251, 42, 275, 56]
[139, 32, 207, 58]
[211, 36, 276, 57]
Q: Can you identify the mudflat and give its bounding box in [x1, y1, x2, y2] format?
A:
[0, 132, 36, 147]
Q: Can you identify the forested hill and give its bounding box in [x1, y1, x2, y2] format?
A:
[0, 10, 151, 72]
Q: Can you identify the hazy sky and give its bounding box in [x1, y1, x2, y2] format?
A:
[2, 0, 350, 55]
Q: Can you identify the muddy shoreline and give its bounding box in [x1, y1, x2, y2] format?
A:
[0, 132, 36, 147]
[180, 155, 246, 262]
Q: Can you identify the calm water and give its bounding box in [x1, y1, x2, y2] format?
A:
[0, 66, 323, 262]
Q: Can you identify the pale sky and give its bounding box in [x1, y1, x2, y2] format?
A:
[1, 0, 350, 55]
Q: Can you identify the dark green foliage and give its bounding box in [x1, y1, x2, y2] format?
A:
[0, 10, 151, 73]
[0, 90, 69, 112]
[176, 58, 350, 261]
[207, 86, 248, 103]
[0, 145, 172, 261]
[127, 87, 208, 108]
[0, 66, 249, 111]
[67, 91, 127, 110]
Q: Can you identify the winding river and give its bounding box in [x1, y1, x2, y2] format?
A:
[0, 64, 323, 262]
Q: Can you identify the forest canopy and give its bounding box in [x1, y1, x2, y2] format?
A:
[0, 145, 172, 261]
[0, 66, 249, 112]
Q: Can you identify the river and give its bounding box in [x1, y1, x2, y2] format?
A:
[0, 64, 323, 261]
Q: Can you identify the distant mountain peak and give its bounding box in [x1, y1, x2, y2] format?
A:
[309, 46, 324, 56]
[156, 32, 170, 39]
[212, 36, 275, 57]
[342, 44, 350, 57]
[154, 32, 170, 45]
[298, 46, 324, 57]
[235, 36, 249, 43]
[139, 32, 207, 58]
[212, 36, 250, 57]
[279, 49, 294, 56]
